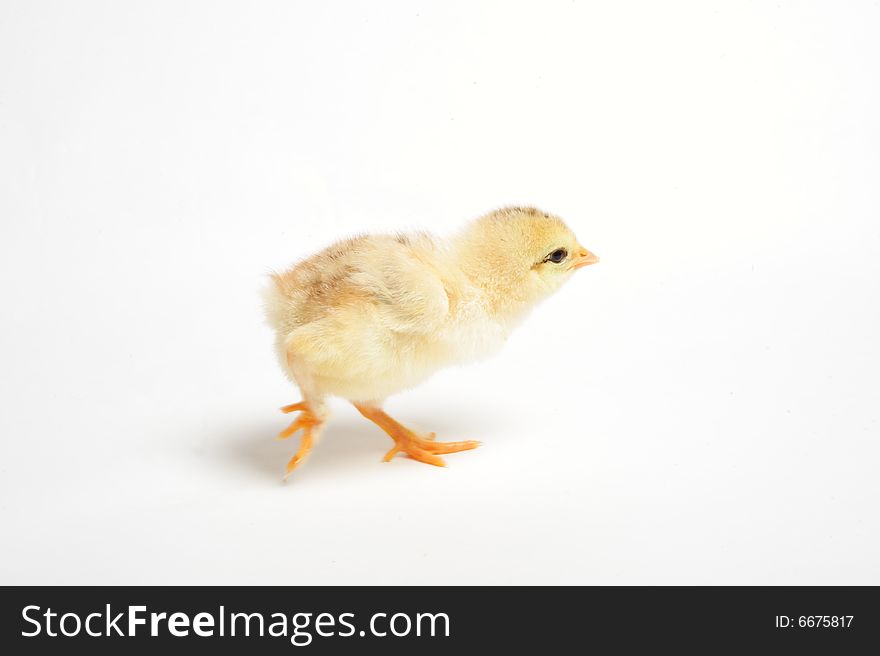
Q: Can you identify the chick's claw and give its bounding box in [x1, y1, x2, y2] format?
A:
[277, 401, 321, 478]
[379, 429, 447, 466]
[353, 403, 479, 467]
[383, 435, 481, 467]
[284, 428, 314, 479]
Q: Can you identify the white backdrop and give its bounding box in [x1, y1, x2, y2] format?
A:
[1, 1, 878, 584]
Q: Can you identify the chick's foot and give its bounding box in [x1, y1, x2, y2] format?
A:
[277, 401, 322, 477]
[353, 404, 480, 467]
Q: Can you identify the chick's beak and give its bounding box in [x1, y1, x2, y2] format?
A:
[571, 248, 600, 270]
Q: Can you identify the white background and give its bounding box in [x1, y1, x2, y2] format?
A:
[1, 1, 878, 585]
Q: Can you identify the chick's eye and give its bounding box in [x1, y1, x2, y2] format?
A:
[547, 248, 568, 263]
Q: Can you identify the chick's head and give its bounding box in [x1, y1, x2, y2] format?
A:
[455, 206, 599, 317]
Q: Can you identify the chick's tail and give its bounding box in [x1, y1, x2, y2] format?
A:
[261, 272, 291, 333]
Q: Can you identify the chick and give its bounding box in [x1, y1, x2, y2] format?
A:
[264, 206, 599, 477]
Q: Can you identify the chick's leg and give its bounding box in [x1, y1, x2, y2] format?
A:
[352, 403, 480, 467]
[277, 400, 326, 478]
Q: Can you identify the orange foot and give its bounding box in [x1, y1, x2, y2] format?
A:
[277, 401, 321, 478]
[353, 403, 480, 467]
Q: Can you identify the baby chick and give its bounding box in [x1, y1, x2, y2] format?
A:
[264, 206, 599, 477]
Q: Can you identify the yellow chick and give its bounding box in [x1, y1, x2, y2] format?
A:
[264, 206, 599, 477]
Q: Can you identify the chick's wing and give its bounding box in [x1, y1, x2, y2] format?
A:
[347, 237, 450, 335]
[278, 236, 451, 388]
